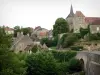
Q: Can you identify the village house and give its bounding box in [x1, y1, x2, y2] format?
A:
[11, 32, 34, 52]
[31, 26, 49, 39]
[4, 27, 14, 34]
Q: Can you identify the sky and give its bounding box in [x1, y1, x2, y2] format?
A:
[0, 0, 100, 29]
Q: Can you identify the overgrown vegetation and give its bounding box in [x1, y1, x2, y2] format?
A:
[40, 36, 58, 47]
[0, 27, 27, 75]
[26, 51, 82, 75]
[14, 26, 32, 37]
[0, 26, 84, 75]
[59, 33, 80, 48]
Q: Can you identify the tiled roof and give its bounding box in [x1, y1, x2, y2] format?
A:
[39, 32, 47, 36]
[75, 11, 85, 17]
[85, 17, 100, 25]
[91, 20, 100, 25]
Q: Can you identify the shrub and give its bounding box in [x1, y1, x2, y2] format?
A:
[68, 58, 82, 74]
[80, 27, 89, 38]
[40, 37, 58, 47]
[52, 36, 58, 46]
[31, 45, 39, 53]
[25, 50, 78, 75]
[56, 62, 69, 75]
[89, 33, 100, 40]
[62, 34, 78, 48]
[51, 50, 77, 62]
[26, 51, 57, 75]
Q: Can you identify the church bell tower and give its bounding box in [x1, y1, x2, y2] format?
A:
[66, 4, 74, 31]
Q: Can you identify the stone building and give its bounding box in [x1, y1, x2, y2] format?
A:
[85, 18, 100, 33]
[31, 26, 49, 39]
[66, 5, 100, 33]
[11, 32, 34, 52]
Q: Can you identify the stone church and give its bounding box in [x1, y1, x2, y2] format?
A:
[66, 5, 100, 33]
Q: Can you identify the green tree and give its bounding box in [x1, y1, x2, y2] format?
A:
[26, 52, 57, 75]
[53, 18, 69, 37]
[14, 26, 32, 37]
[14, 26, 21, 37]
[0, 27, 26, 75]
[21, 27, 32, 35]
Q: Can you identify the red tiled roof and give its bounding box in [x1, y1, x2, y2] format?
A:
[91, 20, 100, 25]
[75, 11, 85, 17]
[39, 32, 47, 36]
[85, 17, 100, 25]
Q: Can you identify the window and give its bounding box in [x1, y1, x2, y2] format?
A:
[97, 27, 99, 31]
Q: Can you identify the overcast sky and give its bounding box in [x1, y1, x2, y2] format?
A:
[0, 0, 100, 29]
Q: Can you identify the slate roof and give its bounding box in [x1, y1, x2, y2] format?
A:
[67, 5, 74, 18]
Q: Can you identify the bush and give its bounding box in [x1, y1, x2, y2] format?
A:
[52, 36, 58, 47]
[80, 27, 89, 38]
[61, 34, 78, 48]
[40, 37, 58, 47]
[89, 33, 100, 40]
[25, 50, 79, 75]
[70, 46, 83, 51]
[56, 62, 69, 75]
[26, 51, 57, 75]
[31, 45, 39, 53]
[51, 50, 77, 62]
[68, 58, 82, 74]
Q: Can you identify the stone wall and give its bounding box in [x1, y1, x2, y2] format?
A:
[76, 51, 100, 75]
[73, 16, 87, 33]
[66, 17, 74, 31]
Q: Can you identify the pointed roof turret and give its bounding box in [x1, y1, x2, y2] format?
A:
[70, 4, 74, 14]
[67, 4, 74, 18]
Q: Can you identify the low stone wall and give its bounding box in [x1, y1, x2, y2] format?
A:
[88, 61, 100, 75]
[76, 51, 100, 75]
[87, 53, 100, 75]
